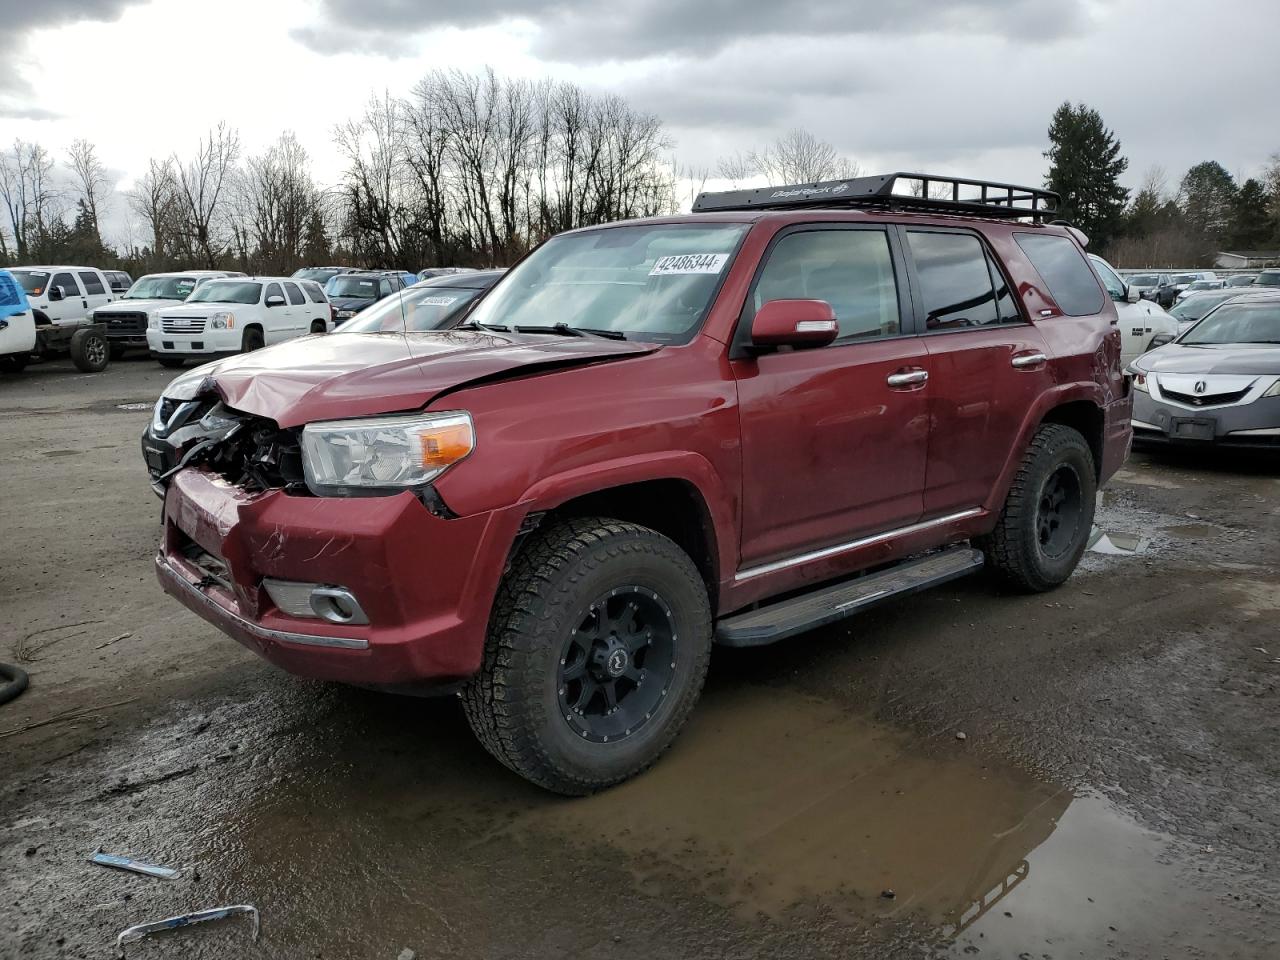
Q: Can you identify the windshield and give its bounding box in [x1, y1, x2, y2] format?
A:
[124, 275, 200, 300]
[327, 276, 381, 298]
[1171, 274, 1200, 284]
[1181, 300, 1280, 345]
[467, 223, 748, 343]
[186, 280, 262, 305]
[342, 285, 484, 332]
[1225, 275, 1256, 286]
[10, 270, 48, 294]
[1128, 274, 1159, 286]
[295, 268, 344, 283]
[1255, 271, 1280, 287]
[1170, 292, 1237, 321]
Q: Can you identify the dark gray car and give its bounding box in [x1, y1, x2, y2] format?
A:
[1131, 292, 1280, 448]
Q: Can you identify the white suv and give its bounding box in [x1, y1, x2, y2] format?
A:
[93, 270, 243, 358]
[148, 276, 332, 368]
[1088, 254, 1179, 366]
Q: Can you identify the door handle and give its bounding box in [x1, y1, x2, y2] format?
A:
[1011, 352, 1047, 369]
[886, 369, 928, 388]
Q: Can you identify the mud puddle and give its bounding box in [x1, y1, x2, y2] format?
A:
[5, 681, 1263, 959]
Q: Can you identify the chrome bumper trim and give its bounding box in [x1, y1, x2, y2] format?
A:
[157, 554, 369, 650]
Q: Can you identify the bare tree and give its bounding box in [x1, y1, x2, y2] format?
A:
[0, 139, 60, 259]
[129, 157, 182, 263]
[234, 132, 324, 273]
[67, 138, 110, 235]
[747, 129, 860, 184]
[171, 123, 241, 268]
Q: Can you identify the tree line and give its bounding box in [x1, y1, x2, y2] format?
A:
[0, 67, 677, 276]
[1045, 101, 1280, 267]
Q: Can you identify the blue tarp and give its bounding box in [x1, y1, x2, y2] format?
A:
[0, 270, 30, 321]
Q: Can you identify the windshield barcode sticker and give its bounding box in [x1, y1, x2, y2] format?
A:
[419, 296, 459, 306]
[649, 254, 729, 277]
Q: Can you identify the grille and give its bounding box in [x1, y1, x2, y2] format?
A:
[161, 316, 207, 334]
[1161, 387, 1251, 407]
[98, 311, 148, 335]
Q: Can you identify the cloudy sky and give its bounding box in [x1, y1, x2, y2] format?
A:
[2, 0, 1278, 247]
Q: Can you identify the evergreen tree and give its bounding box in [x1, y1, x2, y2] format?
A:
[303, 209, 330, 264]
[1179, 161, 1238, 244]
[1044, 102, 1129, 249]
[1231, 178, 1272, 249]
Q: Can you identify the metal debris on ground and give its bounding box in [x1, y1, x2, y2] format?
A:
[116, 904, 259, 957]
[89, 847, 180, 880]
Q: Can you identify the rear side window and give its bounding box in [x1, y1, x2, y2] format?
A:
[284, 282, 305, 305]
[906, 231, 1006, 329]
[79, 271, 106, 295]
[1015, 233, 1105, 316]
[751, 228, 901, 341]
[303, 282, 326, 303]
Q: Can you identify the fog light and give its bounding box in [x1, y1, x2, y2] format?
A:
[262, 579, 369, 625]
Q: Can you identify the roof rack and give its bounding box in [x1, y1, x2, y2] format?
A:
[692, 172, 1060, 222]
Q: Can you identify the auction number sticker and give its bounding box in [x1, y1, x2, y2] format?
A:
[649, 253, 729, 276]
[419, 296, 460, 306]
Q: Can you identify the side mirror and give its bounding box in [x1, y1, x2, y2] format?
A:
[265, 295, 286, 307]
[1124, 285, 1141, 304]
[49, 285, 65, 302]
[750, 299, 839, 349]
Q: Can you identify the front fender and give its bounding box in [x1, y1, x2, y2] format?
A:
[517, 451, 738, 595]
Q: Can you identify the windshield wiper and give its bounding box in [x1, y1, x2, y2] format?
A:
[514, 323, 627, 341]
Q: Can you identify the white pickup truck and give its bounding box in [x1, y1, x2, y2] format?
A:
[5, 265, 118, 372]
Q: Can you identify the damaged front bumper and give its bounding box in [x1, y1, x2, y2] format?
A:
[156, 469, 525, 687]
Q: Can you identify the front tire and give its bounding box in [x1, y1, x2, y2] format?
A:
[461, 518, 712, 795]
[156, 356, 185, 369]
[0, 354, 29, 374]
[979, 423, 1096, 592]
[241, 327, 265, 352]
[70, 328, 109, 373]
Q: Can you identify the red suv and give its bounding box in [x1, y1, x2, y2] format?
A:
[143, 174, 1131, 794]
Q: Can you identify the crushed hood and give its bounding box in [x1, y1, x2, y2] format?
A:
[162, 329, 659, 427]
[1138, 342, 1280, 376]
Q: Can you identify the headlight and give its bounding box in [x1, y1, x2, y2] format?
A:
[1133, 371, 1152, 394]
[148, 313, 160, 329]
[1264, 379, 1280, 399]
[300, 412, 474, 495]
[209, 312, 235, 330]
[336, 309, 355, 319]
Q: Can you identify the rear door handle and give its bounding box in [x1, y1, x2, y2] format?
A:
[1011, 352, 1047, 369]
[887, 369, 928, 388]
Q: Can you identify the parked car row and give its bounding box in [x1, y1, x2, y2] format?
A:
[0, 261, 508, 376]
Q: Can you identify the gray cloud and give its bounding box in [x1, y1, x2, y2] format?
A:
[293, 0, 1095, 61]
[0, 0, 142, 110]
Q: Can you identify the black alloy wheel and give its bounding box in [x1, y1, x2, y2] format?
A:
[558, 586, 677, 744]
[1036, 464, 1084, 560]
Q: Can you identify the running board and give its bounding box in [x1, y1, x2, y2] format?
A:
[715, 545, 984, 647]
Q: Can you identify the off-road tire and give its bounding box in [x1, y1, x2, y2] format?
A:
[156, 356, 185, 369]
[461, 517, 712, 795]
[241, 327, 265, 352]
[979, 423, 1096, 592]
[69, 328, 109, 373]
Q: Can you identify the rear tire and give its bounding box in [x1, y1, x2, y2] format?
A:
[241, 327, 265, 352]
[157, 356, 185, 369]
[310, 319, 326, 334]
[979, 423, 1096, 592]
[461, 517, 712, 795]
[70, 328, 109, 373]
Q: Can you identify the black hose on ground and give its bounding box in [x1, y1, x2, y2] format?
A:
[0, 662, 29, 705]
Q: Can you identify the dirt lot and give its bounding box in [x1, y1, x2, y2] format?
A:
[2, 357, 1278, 959]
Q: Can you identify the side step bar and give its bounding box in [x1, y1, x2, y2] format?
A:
[715, 545, 984, 648]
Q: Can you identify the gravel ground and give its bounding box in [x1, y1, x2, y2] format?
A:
[2, 357, 1277, 959]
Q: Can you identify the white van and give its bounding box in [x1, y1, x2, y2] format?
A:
[148, 276, 332, 368]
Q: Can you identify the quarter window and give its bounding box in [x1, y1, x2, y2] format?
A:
[906, 231, 1002, 329]
[303, 282, 326, 303]
[1015, 233, 1105, 316]
[752, 229, 901, 341]
[284, 282, 305, 305]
